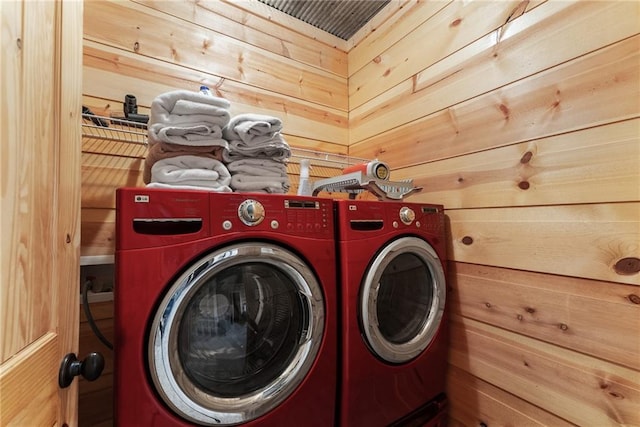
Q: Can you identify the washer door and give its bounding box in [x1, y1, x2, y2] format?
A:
[360, 236, 445, 364]
[149, 242, 325, 426]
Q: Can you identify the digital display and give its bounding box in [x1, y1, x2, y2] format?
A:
[285, 200, 319, 209]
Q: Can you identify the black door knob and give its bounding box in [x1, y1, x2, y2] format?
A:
[58, 352, 105, 388]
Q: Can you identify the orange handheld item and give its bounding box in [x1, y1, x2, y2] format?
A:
[342, 161, 390, 180]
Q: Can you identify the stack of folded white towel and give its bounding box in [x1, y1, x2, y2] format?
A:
[144, 90, 233, 192]
[222, 114, 291, 194]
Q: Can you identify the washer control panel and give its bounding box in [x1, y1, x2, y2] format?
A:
[213, 193, 333, 237]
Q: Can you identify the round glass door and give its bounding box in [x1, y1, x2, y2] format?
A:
[148, 242, 325, 426]
[360, 236, 445, 364]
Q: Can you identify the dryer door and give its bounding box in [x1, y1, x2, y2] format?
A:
[148, 242, 325, 426]
[360, 236, 445, 364]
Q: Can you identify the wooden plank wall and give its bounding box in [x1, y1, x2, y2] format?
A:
[81, 0, 350, 256]
[348, 0, 640, 425]
[80, 0, 640, 425]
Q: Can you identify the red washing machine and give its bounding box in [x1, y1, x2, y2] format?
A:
[335, 199, 449, 427]
[114, 188, 337, 426]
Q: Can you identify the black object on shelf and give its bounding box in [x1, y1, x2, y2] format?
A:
[82, 105, 109, 127]
[123, 94, 149, 124]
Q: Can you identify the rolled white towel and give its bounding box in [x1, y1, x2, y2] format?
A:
[150, 155, 232, 191]
[223, 113, 283, 145]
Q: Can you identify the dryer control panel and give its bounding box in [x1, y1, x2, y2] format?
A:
[335, 199, 445, 241]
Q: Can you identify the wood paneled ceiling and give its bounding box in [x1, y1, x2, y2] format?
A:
[256, 0, 391, 40]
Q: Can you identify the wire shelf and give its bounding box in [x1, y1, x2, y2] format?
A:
[82, 114, 147, 145]
[289, 146, 370, 169]
[80, 114, 370, 168]
[82, 114, 148, 158]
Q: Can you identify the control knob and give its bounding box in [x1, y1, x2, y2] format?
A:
[238, 199, 265, 226]
[399, 206, 415, 225]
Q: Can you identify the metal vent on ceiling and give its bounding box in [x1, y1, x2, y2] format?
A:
[256, 0, 391, 40]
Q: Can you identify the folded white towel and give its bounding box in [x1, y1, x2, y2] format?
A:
[223, 114, 283, 145]
[150, 124, 228, 148]
[152, 90, 230, 113]
[150, 155, 232, 191]
[230, 174, 290, 194]
[226, 159, 288, 177]
[148, 90, 231, 147]
[146, 182, 232, 192]
[222, 136, 291, 162]
[171, 99, 229, 116]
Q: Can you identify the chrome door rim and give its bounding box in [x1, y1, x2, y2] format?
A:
[360, 236, 445, 364]
[149, 242, 325, 426]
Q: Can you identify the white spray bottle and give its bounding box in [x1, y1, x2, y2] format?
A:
[297, 159, 313, 196]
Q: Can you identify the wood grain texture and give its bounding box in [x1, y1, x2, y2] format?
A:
[447, 203, 640, 285]
[78, 386, 113, 427]
[83, 42, 349, 145]
[348, 0, 451, 75]
[447, 365, 574, 427]
[395, 119, 640, 208]
[2, 0, 83, 422]
[449, 316, 640, 426]
[81, 209, 117, 257]
[82, 153, 145, 209]
[79, 301, 114, 427]
[349, 0, 524, 108]
[350, 32, 639, 148]
[449, 262, 640, 370]
[0, 334, 59, 426]
[134, 0, 348, 77]
[411, 1, 638, 100]
[1, 0, 57, 362]
[56, 0, 84, 424]
[350, 2, 640, 149]
[84, 0, 347, 110]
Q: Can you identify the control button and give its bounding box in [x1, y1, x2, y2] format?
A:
[271, 220, 279, 229]
[399, 206, 415, 225]
[222, 220, 232, 230]
[237, 199, 265, 226]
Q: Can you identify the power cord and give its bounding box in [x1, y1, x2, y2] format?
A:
[82, 278, 114, 351]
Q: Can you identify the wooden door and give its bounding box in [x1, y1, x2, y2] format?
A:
[1, 0, 83, 425]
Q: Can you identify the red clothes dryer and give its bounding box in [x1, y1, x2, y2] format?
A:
[335, 200, 449, 427]
[114, 188, 337, 426]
